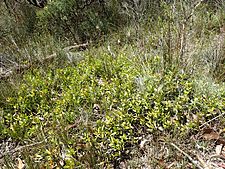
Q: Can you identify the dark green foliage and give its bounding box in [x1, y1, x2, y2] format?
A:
[35, 0, 127, 42]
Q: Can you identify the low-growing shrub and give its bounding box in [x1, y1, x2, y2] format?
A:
[1, 53, 224, 167]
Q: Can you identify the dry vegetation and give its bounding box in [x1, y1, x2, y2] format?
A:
[0, 0, 225, 168]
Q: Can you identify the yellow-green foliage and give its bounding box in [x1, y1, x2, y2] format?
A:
[1, 1, 225, 168]
[1, 52, 224, 167]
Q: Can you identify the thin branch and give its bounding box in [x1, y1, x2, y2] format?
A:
[178, 0, 205, 65]
[170, 143, 203, 169]
[63, 42, 89, 51]
[0, 43, 89, 80]
[199, 111, 225, 129]
[0, 141, 44, 159]
[196, 154, 212, 169]
[186, 0, 205, 22]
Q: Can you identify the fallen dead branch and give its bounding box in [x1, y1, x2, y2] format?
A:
[170, 143, 204, 169]
[196, 154, 212, 169]
[0, 141, 44, 159]
[0, 42, 89, 80]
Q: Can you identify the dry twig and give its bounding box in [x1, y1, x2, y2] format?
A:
[0, 42, 89, 80]
[0, 141, 44, 159]
[170, 143, 204, 169]
[199, 112, 225, 129]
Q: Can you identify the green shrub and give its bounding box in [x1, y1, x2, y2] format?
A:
[1, 51, 224, 167]
[36, 0, 127, 42]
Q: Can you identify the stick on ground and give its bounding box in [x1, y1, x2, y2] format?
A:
[170, 143, 203, 169]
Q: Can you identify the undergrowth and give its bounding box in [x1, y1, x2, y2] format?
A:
[1, 48, 224, 168]
[1, 0, 225, 168]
